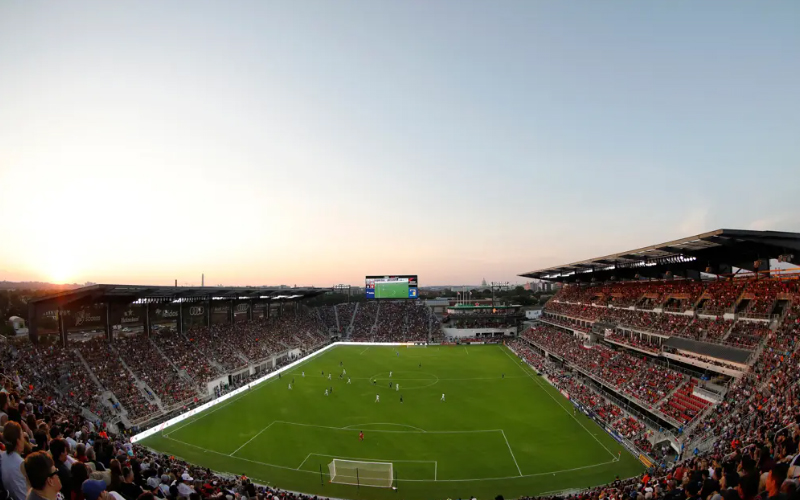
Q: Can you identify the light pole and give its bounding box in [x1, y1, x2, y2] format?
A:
[490, 281, 510, 308]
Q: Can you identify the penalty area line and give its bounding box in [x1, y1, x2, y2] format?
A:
[161, 434, 616, 482]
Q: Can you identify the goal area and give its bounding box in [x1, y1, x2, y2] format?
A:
[328, 459, 394, 488]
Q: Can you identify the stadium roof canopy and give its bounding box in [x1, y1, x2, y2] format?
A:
[519, 229, 800, 283]
[29, 284, 330, 309]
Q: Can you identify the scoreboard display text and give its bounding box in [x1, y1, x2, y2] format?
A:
[365, 275, 418, 299]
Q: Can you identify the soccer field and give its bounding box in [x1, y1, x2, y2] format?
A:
[374, 282, 408, 299]
[140, 345, 643, 500]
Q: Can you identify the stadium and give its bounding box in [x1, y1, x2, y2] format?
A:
[3, 228, 800, 500]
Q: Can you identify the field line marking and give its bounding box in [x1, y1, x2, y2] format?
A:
[501, 346, 618, 461]
[160, 434, 617, 482]
[359, 346, 371, 355]
[296, 453, 312, 470]
[163, 351, 322, 438]
[400, 457, 619, 482]
[500, 429, 523, 477]
[305, 453, 436, 464]
[464, 346, 469, 354]
[435, 461, 437, 481]
[230, 421, 276, 456]
[341, 423, 426, 432]
[273, 420, 500, 434]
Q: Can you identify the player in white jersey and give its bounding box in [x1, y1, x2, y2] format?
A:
[375, 394, 380, 403]
[302, 371, 305, 377]
[342, 368, 346, 375]
[288, 384, 292, 390]
[441, 393, 445, 402]
[328, 373, 331, 380]
[396, 383, 399, 391]
[347, 378, 351, 384]
[325, 389, 329, 396]
[389, 371, 392, 378]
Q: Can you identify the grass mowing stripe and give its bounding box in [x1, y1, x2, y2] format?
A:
[502, 345, 619, 461]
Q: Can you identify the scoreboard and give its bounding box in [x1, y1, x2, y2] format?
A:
[365, 275, 419, 299]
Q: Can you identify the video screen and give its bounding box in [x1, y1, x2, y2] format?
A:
[365, 275, 418, 299]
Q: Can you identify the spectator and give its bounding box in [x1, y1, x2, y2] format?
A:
[24, 451, 62, 500]
[1, 421, 29, 500]
[50, 438, 72, 499]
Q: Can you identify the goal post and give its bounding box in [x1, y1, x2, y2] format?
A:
[328, 459, 394, 488]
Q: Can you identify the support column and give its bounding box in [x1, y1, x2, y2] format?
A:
[58, 307, 67, 348]
[247, 300, 253, 321]
[206, 299, 211, 327]
[178, 305, 184, 334]
[229, 299, 235, 324]
[28, 302, 38, 345]
[105, 303, 113, 343]
[144, 303, 152, 338]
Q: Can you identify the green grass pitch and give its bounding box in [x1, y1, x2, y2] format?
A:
[374, 282, 408, 299]
[141, 345, 643, 500]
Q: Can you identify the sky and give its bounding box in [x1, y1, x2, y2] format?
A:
[1, 1, 799, 287]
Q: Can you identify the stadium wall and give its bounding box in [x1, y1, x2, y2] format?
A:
[130, 341, 413, 443]
[441, 327, 516, 338]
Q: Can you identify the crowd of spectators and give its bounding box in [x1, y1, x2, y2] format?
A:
[78, 339, 159, 421]
[725, 321, 771, 349]
[605, 331, 662, 353]
[349, 302, 378, 340]
[0, 377, 335, 500]
[113, 335, 198, 408]
[524, 326, 688, 413]
[150, 332, 220, 388]
[681, 317, 734, 342]
[316, 306, 338, 334]
[697, 280, 747, 315]
[334, 303, 356, 333]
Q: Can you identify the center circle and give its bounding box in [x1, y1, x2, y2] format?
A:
[368, 371, 440, 390]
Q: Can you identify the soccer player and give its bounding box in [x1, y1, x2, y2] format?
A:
[502, 373, 505, 379]
[441, 393, 445, 402]
[419, 363, 422, 368]
[288, 383, 292, 390]
[375, 394, 380, 403]
[389, 382, 392, 388]
[342, 368, 346, 375]
[396, 351, 399, 357]
[372, 380, 376, 385]
[359, 431, 364, 441]
[396, 383, 399, 391]
[325, 389, 329, 396]
[292, 378, 294, 384]
[328, 373, 332, 380]
[321, 371, 324, 376]
[279, 372, 281, 379]
[389, 371, 392, 378]
[339, 373, 343, 379]
[347, 378, 351, 384]
[400, 395, 403, 403]
[302, 371, 305, 377]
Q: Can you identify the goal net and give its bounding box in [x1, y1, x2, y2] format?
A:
[328, 459, 393, 488]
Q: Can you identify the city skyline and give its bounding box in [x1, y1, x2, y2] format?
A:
[1, 1, 799, 286]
